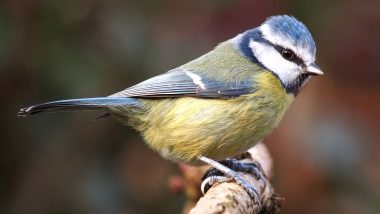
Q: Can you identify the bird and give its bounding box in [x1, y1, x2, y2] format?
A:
[18, 15, 323, 205]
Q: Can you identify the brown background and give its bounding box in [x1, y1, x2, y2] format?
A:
[2, 0, 380, 213]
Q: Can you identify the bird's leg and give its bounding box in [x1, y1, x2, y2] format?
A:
[198, 156, 262, 208]
[200, 159, 263, 193]
[220, 159, 264, 180]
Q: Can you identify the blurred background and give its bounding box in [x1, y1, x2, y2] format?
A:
[1, 0, 380, 213]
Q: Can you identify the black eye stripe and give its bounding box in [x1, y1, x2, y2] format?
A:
[239, 29, 305, 67]
[271, 44, 304, 66]
[256, 34, 305, 66]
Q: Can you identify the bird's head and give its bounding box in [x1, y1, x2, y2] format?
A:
[236, 15, 323, 95]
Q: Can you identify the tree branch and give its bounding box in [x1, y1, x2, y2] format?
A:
[169, 143, 284, 214]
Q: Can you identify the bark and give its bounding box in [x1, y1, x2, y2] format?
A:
[170, 143, 284, 214]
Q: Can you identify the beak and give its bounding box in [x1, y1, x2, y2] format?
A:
[306, 63, 324, 76]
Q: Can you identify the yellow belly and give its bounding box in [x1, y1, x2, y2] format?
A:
[121, 72, 294, 164]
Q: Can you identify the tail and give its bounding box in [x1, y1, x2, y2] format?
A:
[18, 97, 138, 117]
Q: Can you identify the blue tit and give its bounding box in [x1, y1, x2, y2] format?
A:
[19, 15, 323, 203]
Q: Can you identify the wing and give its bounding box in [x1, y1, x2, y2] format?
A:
[110, 69, 256, 99]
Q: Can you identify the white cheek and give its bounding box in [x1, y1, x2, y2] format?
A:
[249, 40, 300, 86]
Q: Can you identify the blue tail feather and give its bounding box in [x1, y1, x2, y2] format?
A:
[18, 97, 137, 117]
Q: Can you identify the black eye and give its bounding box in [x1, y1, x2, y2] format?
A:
[281, 49, 295, 61]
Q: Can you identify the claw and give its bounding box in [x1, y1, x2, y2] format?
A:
[199, 156, 263, 209]
[200, 175, 230, 194]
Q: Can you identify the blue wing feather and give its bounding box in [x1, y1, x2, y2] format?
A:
[111, 70, 255, 98]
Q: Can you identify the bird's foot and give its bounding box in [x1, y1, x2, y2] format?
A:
[199, 156, 263, 208]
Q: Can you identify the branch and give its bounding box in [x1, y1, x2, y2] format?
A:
[169, 143, 284, 214]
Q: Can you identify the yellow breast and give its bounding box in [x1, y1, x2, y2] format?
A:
[127, 72, 293, 164]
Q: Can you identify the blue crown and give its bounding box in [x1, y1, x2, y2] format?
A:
[264, 15, 316, 56]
